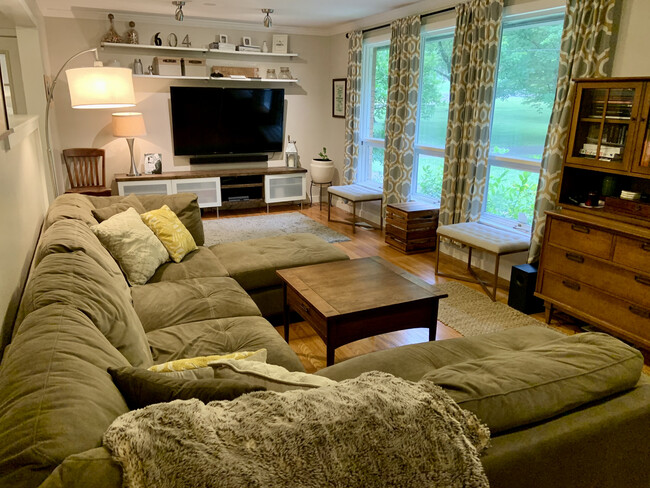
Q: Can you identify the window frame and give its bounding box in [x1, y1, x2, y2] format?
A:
[411, 27, 455, 204]
[480, 10, 565, 233]
[357, 35, 390, 191]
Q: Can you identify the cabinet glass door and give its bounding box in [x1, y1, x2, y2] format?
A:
[632, 87, 650, 175]
[568, 83, 642, 171]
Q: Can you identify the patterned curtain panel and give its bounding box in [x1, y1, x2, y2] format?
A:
[438, 0, 503, 226]
[382, 15, 421, 212]
[528, 0, 618, 263]
[343, 31, 363, 184]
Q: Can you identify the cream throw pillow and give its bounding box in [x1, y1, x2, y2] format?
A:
[210, 359, 337, 392]
[91, 207, 170, 285]
[140, 205, 197, 263]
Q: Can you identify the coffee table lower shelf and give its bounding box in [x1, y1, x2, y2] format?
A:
[277, 256, 447, 366]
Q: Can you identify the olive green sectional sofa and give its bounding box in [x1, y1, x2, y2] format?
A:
[0, 193, 649, 488]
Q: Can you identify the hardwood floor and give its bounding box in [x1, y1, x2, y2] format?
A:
[203, 202, 650, 374]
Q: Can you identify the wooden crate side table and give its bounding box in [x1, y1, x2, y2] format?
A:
[385, 202, 439, 254]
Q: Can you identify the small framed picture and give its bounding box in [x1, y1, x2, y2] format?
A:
[332, 78, 346, 118]
[272, 34, 288, 54]
[144, 153, 163, 174]
[242, 36, 252, 46]
[219, 34, 228, 44]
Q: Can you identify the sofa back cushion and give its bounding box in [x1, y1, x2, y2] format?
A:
[33, 218, 128, 293]
[0, 305, 130, 488]
[44, 193, 99, 230]
[18, 251, 153, 367]
[421, 332, 643, 433]
[122, 193, 204, 246]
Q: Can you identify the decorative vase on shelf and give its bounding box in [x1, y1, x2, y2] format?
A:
[102, 14, 122, 43]
[124, 21, 139, 44]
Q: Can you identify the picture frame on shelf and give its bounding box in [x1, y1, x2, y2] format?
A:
[272, 34, 288, 54]
[219, 34, 228, 44]
[332, 78, 346, 118]
[242, 36, 252, 47]
[144, 153, 162, 174]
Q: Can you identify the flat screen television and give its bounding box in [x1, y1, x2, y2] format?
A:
[169, 86, 284, 160]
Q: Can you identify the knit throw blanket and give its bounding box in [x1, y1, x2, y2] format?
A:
[104, 372, 490, 488]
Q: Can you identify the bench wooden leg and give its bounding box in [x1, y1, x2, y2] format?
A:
[435, 234, 441, 275]
[327, 192, 332, 222]
[352, 201, 356, 234]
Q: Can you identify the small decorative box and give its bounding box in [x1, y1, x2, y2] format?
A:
[152, 57, 181, 76]
[182, 58, 206, 77]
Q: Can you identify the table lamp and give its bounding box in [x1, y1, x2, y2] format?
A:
[112, 112, 146, 176]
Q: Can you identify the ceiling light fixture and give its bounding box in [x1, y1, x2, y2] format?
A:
[262, 8, 273, 28]
[173, 1, 185, 21]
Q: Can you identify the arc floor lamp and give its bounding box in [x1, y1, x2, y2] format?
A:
[45, 48, 135, 196]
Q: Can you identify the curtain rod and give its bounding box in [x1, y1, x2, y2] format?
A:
[345, 5, 456, 38]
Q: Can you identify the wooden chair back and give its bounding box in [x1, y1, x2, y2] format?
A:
[62, 148, 107, 190]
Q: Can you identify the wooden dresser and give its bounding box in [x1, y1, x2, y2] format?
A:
[535, 77, 650, 350]
[537, 209, 650, 349]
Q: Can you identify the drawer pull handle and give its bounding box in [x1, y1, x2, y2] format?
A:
[641, 242, 650, 252]
[634, 275, 650, 286]
[299, 303, 310, 314]
[570, 224, 590, 234]
[629, 305, 650, 319]
[565, 252, 584, 264]
[562, 280, 581, 291]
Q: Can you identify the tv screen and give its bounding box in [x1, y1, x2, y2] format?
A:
[170, 86, 284, 158]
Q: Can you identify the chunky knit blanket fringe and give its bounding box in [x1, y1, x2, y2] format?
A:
[104, 371, 490, 488]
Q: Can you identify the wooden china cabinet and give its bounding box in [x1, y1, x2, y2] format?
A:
[535, 77, 650, 350]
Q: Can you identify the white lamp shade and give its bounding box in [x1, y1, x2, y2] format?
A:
[112, 112, 146, 137]
[66, 67, 136, 109]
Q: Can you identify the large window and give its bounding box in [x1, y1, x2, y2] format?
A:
[358, 40, 390, 188]
[484, 15, 564, 227]
[413, 32, 454, 203]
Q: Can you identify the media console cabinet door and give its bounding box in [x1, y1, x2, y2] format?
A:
[117, 179, 172, 196]
[264, 174, 306, 203]
[172, 177, 221, 208]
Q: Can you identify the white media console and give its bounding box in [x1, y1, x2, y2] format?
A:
[115, 167, 307, 214]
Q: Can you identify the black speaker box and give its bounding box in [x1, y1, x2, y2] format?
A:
[508, 264, 544, 314]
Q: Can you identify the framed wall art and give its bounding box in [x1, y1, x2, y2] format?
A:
[272, 34, 288, 54]
[332, 78, 346, 118]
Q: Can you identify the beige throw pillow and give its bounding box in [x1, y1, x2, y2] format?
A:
[210, 358, 337, 392]
[91, 207, 169, 285]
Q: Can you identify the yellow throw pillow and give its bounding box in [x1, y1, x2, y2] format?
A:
[148, 349, 267, 373]
[141, 205, 198, 263]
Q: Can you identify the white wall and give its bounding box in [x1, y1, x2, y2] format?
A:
[612, 0, 650, 76]
[0, 117, 48, 352]
[43, 15, 333, 193]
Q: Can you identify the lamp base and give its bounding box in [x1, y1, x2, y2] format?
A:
[126, 138, 140, 176]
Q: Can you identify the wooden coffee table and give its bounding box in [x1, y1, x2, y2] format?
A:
[277, 256, 448, 365]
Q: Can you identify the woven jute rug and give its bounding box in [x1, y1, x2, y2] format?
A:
[434, 281, 549, 336]
[203, 213, 350, 245]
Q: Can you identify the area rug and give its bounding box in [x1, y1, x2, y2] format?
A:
[434, 281, 549, 337]
[203, 213, 350, 245]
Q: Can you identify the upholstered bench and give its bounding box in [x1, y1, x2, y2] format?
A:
[435, 222, 529, 301]
[327, 184, 383, 233]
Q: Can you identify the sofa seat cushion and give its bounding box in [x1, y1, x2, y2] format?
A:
[0, 305, 130, 488]
[132, 277, 261, 333]
[146, 316, 305, 372]
[421, 332, 643, 433]
[147, 246, 229, 283]
[33, 218, 128, 294]
[17, 251, 153, 368]
[317, 325, 564, 382]
[209, 233, 349, 290]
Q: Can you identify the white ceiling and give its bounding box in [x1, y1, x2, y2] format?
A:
[36, 0, 458, 33]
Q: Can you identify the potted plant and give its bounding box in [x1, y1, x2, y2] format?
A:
[311, 147, 335, 183]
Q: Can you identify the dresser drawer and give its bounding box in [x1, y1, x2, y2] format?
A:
[543, 244, 650, 307]
[547, 218, 613, 259]
[612, 235, 650, 272]
[540, 270, 650, 346]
